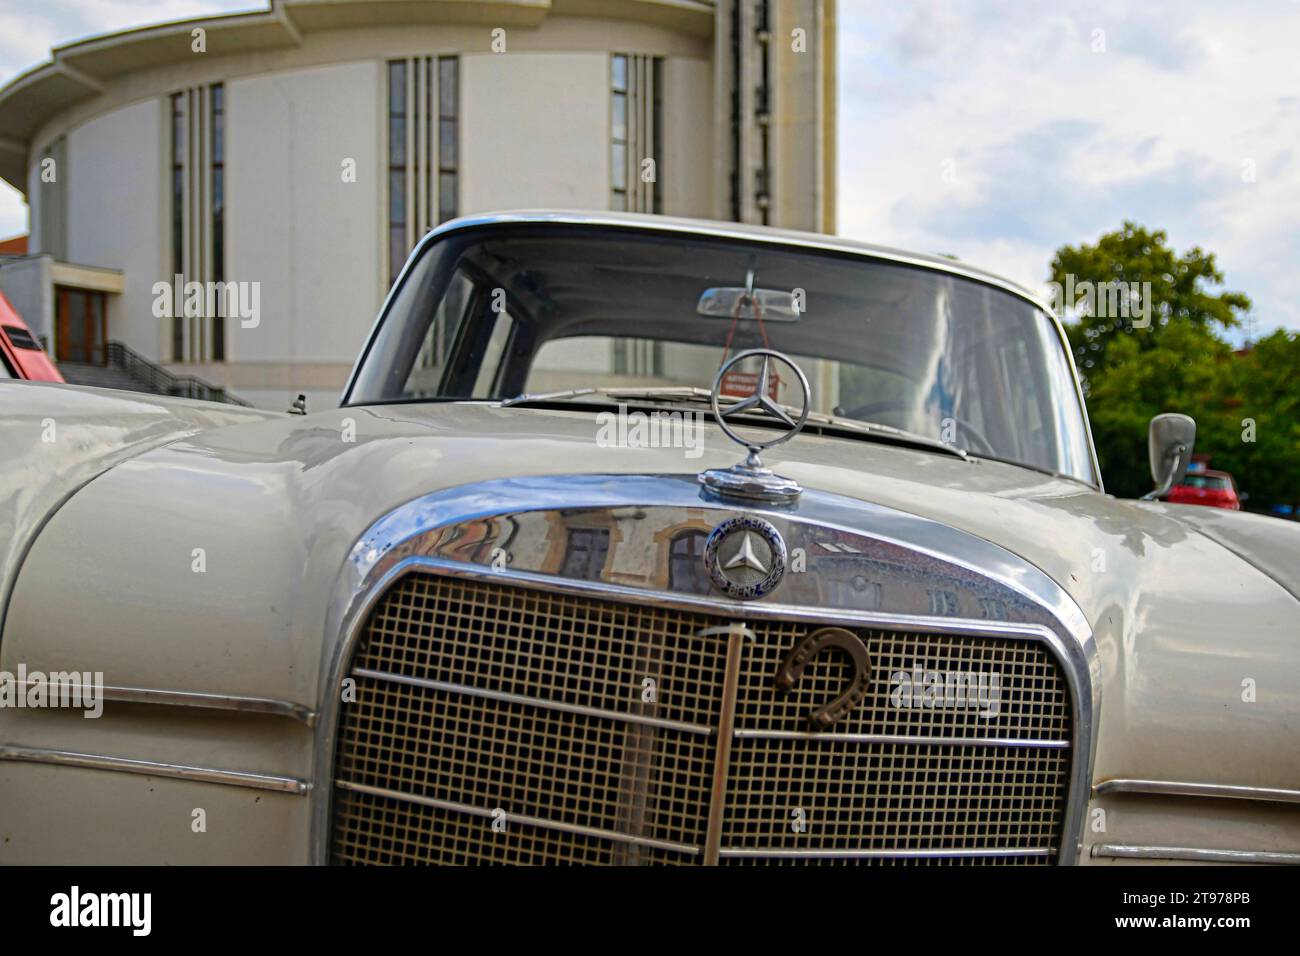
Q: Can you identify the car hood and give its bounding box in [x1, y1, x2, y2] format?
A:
[6, 400, 1300, 794]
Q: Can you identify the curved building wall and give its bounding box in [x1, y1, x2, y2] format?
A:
[0, 1, 836, 410]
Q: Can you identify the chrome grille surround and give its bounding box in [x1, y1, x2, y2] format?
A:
[313, 475, 1098, 866]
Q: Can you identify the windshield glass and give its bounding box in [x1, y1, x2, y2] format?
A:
[347, 224, 1096, 483]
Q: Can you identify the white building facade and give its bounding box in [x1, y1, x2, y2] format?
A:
[0, 0, 836, 410]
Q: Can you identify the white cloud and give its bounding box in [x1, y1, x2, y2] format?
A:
[837, 0, 1300, 331]
[0, 184, 25, 241]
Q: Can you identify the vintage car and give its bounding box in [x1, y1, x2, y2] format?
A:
[1, 212, 1297, 866]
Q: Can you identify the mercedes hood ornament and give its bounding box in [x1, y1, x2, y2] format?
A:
[699, 348, 811, 503]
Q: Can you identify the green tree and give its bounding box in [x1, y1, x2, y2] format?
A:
[1048, 224, 1300, 505]
[1050, 221, 1250, 378]
[1214, 331, 1300, 506]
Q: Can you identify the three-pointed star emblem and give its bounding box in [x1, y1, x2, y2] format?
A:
[718, 352, 798, 429]
[723, 531, 769, 574]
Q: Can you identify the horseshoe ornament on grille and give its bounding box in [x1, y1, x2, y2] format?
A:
[774, 627, 873, 729]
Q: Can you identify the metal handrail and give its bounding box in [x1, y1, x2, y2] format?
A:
[104, 341, 252, 407]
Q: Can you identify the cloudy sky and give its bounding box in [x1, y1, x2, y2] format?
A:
[1, 0, 1296, 334]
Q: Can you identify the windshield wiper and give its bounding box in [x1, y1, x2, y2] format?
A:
[499, 385, 714, 407]
[499, 386, 967, 460]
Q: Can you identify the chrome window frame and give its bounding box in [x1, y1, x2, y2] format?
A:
[339, 211, 1104, 492]
[310, 474, 1099, 865]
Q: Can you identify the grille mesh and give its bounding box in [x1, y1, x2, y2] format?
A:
[332, 573, 1072, 865]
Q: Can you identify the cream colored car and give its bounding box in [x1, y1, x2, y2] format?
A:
[1, 212, 1297, 865]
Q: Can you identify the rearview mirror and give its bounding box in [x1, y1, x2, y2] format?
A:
[696, 287, 802, 321]
[1141, 413, 1196, 501]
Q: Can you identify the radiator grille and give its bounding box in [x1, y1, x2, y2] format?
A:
[331, 572, 1073, 865]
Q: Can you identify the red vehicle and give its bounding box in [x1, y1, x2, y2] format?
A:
[0, 289, 63, 383]
[1168, 469, 1241, 510]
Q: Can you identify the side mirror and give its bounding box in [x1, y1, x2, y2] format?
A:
[1141, 413, 1196, 501]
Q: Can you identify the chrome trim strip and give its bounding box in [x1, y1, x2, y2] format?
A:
[340, 210, 1103, 489]
[354, 669, 1068, 749]
[719, 846, 1056, 860]
[352, 667, 714, 736]
[0, 744, 309, 794]
[1094, 779, 1300, 805]
[1092, 844, 1300, 865]
[334, 780, 699, 857]
[344, 476, 1096, 646]
[313, 475, 1100, 866]
[65, 683, 316, 726]
[703, 624, 748, 864]
[734, 729, 1070, 749]
[12, 681, 315, 724]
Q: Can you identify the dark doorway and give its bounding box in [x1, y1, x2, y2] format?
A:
[56, 287, 107, 364]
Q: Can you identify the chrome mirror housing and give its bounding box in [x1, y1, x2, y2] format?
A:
[1142, 413, 1196, 501]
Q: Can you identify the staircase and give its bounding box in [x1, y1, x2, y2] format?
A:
[58, 341, 251, 407]
[58, 361, 146, 393]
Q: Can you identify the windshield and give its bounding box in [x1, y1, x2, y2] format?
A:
[347, 224, 1096, 484]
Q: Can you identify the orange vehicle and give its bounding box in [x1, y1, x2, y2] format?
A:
[0, 288, 63, 383]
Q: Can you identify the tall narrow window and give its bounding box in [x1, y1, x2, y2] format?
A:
[388, 55, 459, 285]
[388, 60, 408, 285]
[610, 54, 662, 213]
[170, 92, 186, 361]
[169, 83, 227, 363]
[652, 57, 663, 215]
[610, 54, 628, 210]
[438, 56, 459, 223]
[210, 83, 225, 361]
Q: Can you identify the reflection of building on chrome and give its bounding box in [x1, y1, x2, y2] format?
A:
[0, 0, 838, 411]
[427, 507, 999, 617]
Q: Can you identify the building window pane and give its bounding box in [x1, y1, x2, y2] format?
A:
[170, 93, 186, 360]
[211, 97, 224, 162]
[439, 118, 457, 170]
[170, 94, 185, 277]
[611, 143, 627, 191]
[426, 58, 433, 228]
[438, 173, 457, 224]
[389, 169, 406, 226]
[388, 60, 409, 284]
[611, 92, 627, 143]
[610, 55, 630, 211]
[439, 57, 458, 116]
[437, 56, 458, 224]
[388, 60, 406, 113]
[390, 226, 407, 281]
[388, 116, 406, 166]
[210, 83, 225, 365]
[561, 528, 610, 581]
[652, 58, 663, 214]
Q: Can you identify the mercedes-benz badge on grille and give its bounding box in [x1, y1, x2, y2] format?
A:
[703, 514, 787, 599]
